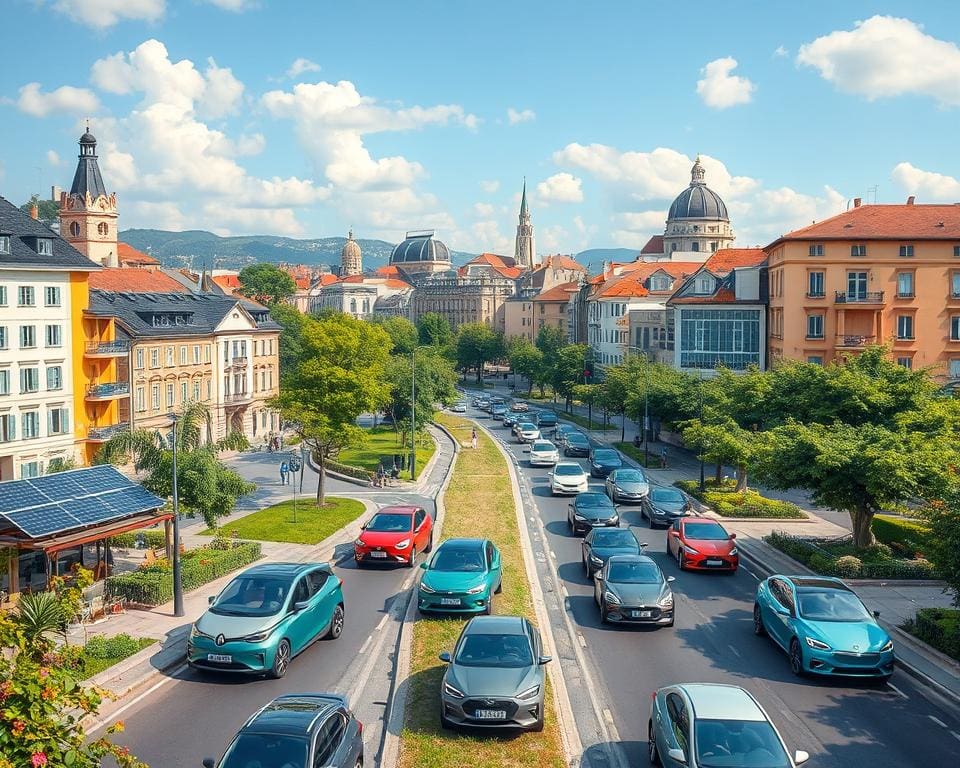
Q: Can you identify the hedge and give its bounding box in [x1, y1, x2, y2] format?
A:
[902, 608, 960, 662]
[675, 480, 806, 519]
[323, 457, 373, 482]
[872, 515, 930, 557]
[105, 540, 262, 606]
[108, 530, 167, 549]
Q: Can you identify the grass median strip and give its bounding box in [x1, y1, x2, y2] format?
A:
[399, 413, 565, 768]
[338, 425, 437, 480]
[201, 497, 365, 544]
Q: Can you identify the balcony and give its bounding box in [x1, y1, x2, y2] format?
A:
[84, 340, 130, 357]
[87, 423, 130, 442]
[835, 334, 876, 349]
[835, 291, 884, 304]
[85, 382, 130, 401]
[231, 356, 248, 368]
[224, 392, 253, 406]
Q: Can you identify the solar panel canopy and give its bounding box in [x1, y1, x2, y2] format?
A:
[0, 465, 165, 538]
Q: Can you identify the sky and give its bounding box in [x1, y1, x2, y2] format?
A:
[2, 1, 960, 257]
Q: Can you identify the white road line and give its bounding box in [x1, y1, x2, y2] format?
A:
[887, 683, 908, 699]
[741, 566, 761, 582]
[728, 644, 741, 658]
[358, 633, 373, 655]
[376, 614, 388, 632]
[929, 715, 948, 728]
[577, 633, 587, 648]
[87, 663, 187, 734]
[603, 708, 615, 724]
[951, 731, 960, 743]
[549, 549, 557, 559]
[560, 584, 569, 598]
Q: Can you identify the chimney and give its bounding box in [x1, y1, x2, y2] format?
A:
[30, 202, 39, 220]
[853, 198, 862, 208]
[906, 195, 916, 205]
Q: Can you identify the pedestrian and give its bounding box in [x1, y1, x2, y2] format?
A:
[660, 446, 668, 469]
[471, 428, 478, 450]
[280, 460, 289, 485]
[375, 464, 385, 488]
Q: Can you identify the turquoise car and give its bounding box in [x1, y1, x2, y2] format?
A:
[418, 538, 502, 614]
[188, 562, 345, 678]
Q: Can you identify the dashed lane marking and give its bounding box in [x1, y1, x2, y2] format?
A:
[929, 715, 948, 728]
[603, 708, 615, 724]
[560, 584, 569, 598]
[728, 644, 741, 658]
[577, 633, 587, 648]
[358, 633, 373, 655]
[887, 683, 908, 699]
[951, 731, 960, 743]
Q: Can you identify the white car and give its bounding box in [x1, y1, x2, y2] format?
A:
[516, 422, 541, 443]
[451, 402, 467, 413]
[527, 440, 559, 467]
[549, 462, 590, 495]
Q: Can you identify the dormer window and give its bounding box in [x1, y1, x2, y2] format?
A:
[36, 238, 52, 256]
[0, 235, 9, 254]
[650, 275, 670, 291]
[695, 276, 714, 294]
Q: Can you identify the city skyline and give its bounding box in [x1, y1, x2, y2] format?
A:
[2, 1, 959, 255]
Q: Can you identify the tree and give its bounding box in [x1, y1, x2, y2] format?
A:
[572, 383, 602, 428]
[272, 313, 392, 505]
[269, 303, 308, 382]
[600, 360, 640, 441]
[456, 323, 503, 382]
[238, 263, 296, 306]
[507, 338, 543, 395]
[385, 348, 458, 446]
[20, 195, 60, 227]
[377, 316, 419, 355]
[535, 325, 566, 361]
[417, 312, 453, 347]
[922, 492, 960, 606]
[551, 344, 588, 409]
[625, 363, 697, 431]
[681, 418, 755, 490]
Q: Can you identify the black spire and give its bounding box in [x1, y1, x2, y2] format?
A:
[69, 125, 108, 199]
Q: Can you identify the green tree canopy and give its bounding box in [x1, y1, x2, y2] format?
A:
[417, 312, 453, 347]
[385, 347, 459, 436]
[238, 263, 297, 306]
[507, 337, 544, 395]
[552, 344, 588, 408]
[268, 302, 308, 383]
[377, 316, 419, 355]
[455, 323, 503, 382]
[922, 492, 960, 606]
[20, 195, 60, 227]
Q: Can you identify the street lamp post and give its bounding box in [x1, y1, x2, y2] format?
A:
[698, 370, 706, 493]
[643, 361, 650, 468]
[168, 413, 184, 618]
[289, 450, 302, 524]
[410, 350, 417, 482]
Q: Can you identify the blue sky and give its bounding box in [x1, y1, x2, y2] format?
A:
[2, 0, 959, 256]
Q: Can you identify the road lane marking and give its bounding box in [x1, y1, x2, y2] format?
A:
[560, 584, 569, 598]
[951, 731, 960, 743]
[727, 644, 741, 658]
[929, 715, 948, 728]
[358, 633, 373, 655]
[887, 683, 908, 699]
[741, 566, 761, 582]
[603, 708, 615, 724]
[577, 633, 587, 648]
[87, 663, 187, 734]
[550, 549, 557, 559]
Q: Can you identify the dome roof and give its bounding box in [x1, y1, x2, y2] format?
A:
[667, 157, 728, 221]
[341, 229, 361, 259]
[390, 230, 451, 264]
[79, 130, 97, 146]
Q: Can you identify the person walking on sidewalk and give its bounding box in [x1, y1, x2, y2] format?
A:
[279, 460, 289, 485]
[659, 446, 668, 469]
[471, 428, 478, 450]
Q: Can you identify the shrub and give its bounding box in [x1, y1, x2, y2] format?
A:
[902, 608, 960, 661]
[872, 515, 930, 551]
[108, 530, 167, 549]
[765, 532, 940, 580]
[324, 458, 374, 481]
[861, 558, 938, 580]
[83, 633, 142, 660]
[703, 489, 805, 519]
[834, 555, 863, 578]
[808, 552, 835, 575]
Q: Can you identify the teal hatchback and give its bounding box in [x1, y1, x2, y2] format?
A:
[418, 538, 502, 614]
[188, 562, 344, 678]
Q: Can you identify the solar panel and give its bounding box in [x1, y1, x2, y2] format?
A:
[62, 497, 112, 524]
[8, 503, 74, 538]
[0, 483, 47, 514]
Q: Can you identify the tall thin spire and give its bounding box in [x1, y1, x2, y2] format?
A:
[520, 177, 529, 220]
[514, 178, 535, 269]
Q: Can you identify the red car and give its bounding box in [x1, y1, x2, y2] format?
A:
[666, 517, 738, 572]
[354, 505, 433, 567]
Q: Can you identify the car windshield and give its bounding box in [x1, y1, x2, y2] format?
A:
[431, 548, 485, 572]
[592, 530, 637, 548]
[519, 423, 536, 430]
[577, 493, 611, 508]
[555, 464, 584, 476]
[211, 575, 291, 617]
[614, 470, 646, 483]
[607, 561, 661, 584]
[455, 633, 534, 668]
[694, 719, 790, 768]
[365, 513, 412, 532]
[651, 488, 684, 504]
[567, 434, 588, 444]
[593, 450, 619, 462]
[684, 522, 729, 541]
[532, 442, 555, 452]
[797, 589, 872, 622]
[220, 733, 309, 768]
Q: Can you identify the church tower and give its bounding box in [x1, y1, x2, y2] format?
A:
[59, 127, 118, 267]
[340, 229, 362, 276]
[514, 178, 536, 270]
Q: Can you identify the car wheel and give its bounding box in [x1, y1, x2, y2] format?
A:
[355, 756, 363, 768]
[600, 604, 609, 624]
[425, 534, 434, 553]
[529, 711, 545, 733]
[753, 603, 766, 637]
[406, 547, 417, 568]
[270, 639, 291, 679]
[677, 549, 685, 571]
[325, 604, 345, 640]
[648, 723, 660, 766]
[583, 555, 591, 577]
[789, 638, 805, 676]
[648, 514, 657, 529]
[568, 515, 575, 534]
[484, 596, 493, 615]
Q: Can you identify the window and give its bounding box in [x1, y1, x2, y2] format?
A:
[896, 315, 914, 340]
[45, 324, 62, 347]
[18, 286, 35, 306]
[899, 244, 915, 258]
[846, 271, 867, 300]
[0, 414, 14, 442]
[955, 245, 960, 258]
[951, 360, 960, 379]
[807, 356, 823, 365]
[204, 344, 211, 363]
[206, 380, 212, 400]
[650, 275, 670, 291]
[20, 461, 41, 479]
[151, 384, 160, 411]
[691, 241, 700, 252]
[166, 383, 174, 407]
[193, 381, 201, 401]
[136, 348, 144, 369]
[193, 345, 201, 364]
[136, 386, 145, 412]
[36, 239, 52, 256]
[46, 366, 62, 390]
[808, 244, 824, 256]
[953, 273, 960, 299]
[807, 314, 824, 339]
[897, 356, 913, 369]
[0, 235, 9, 254]
[44, 286, 61, 306]
[807, 271, 824, 297]
[48, 407, 69, 435]
[851, 244, 867, 257]
[0, 286, 5, 305]
[952, 316, 960, 341]
[897, 272, 914, 298]
[0, 327, 6, 349]
[150, 348, 160, 368]
[710, 241, 718, 252]
[0, 369, 9, 395]
[166, 347, 174, 366]
[69, 221, 81, 237]
[181, 382, 188, 403]
[180, 346, 188, 365]
[21, 411, 40, 439]
[97, 222, 108, 236]
[20, 326, 36, 348]
[695, 276, 713, 294]
[20, 367, 39, 393]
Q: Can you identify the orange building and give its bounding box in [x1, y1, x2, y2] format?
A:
[767, 200, 960, 377]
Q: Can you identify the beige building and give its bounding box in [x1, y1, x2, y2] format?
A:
[504, 298, 536, 341]
[532, 282, 580, 338]
[59, 130, 119, 268]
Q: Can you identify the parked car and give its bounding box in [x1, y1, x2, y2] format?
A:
[418, 538, 502, 615]
[204, 693, 363, 768]
[582, 527, 644, 577]
[188, 563, 344, 678]
[535, 411, 558, 431]
[548, 462, 590, 495]
[354, 505, 434, 567]
[515, 422, 541, 443]
[589, 447, 623, 478]
[563, 432, 591, 457]
[439, 615, 550, 731]
[527, 440, 559, 467]
[594, 554, 674, 626]
[640, 487, 692, 528]
[754, 575, 894, 681]
[648, 683, 810, 768]
[604, 467, 650, 503]
[667, 518, 738, 572]
[568, 491, 620, 535]
[451, 402, 467, 413]
[553, 423, 579, 448]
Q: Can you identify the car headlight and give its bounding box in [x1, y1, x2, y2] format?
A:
[805, 637, 831, 650]
[190, 625, 211, 640]
[659, 594, 674, 608]
[615, 486, 626, 494]
[574, 513, 586, 520]
[443, 681, 465, 698]
[419, 582, 436, 594]
[653, 507, 667, 516]
[729, 547, 738, 556]
[517, 684, 541, 700]
[880, 639, 893, 652]
[603, 590, 621, 605]
[590, 555, 603, 564]
[466, 584, 486, 594]
[394, 539, 411, 550]
[243, 627, 275, 643]
[354, 538, 365, 547]
[682, 545, 699, 555]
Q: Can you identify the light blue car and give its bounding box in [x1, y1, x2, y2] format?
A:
[754, 575, 894, 681]
[188, 562, 344, 678]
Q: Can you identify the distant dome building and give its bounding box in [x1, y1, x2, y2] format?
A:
[340, 229, 362, 276]
[389, 230, 451, 274]
[661, 156, 734, 259]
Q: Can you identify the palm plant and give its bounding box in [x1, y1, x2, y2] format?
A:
[16, 591, 67, 649]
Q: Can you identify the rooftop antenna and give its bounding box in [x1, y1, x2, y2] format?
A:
[867, 185, 879, 204]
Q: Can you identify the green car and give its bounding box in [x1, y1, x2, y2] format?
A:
[418, 538, 502, 614]
[188, 562, 344, 678]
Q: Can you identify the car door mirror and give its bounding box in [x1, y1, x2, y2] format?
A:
[872, 610, 881, 619]
[293, 600, 310, 612]
[666, 748, 686, 764]
[207, 595, 216, 605]
[595, 572, 604, 580]
[419, 562, 428, 570]
[438, 651, 451, 663]
[667, 576, 676, 583]
[729, 533, 737, 540]
[202, 758, 215, 768]
[794, 750, 810, 765]
[538, 655, 552, 665]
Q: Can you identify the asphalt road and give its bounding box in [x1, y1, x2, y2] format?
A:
[468, 400, 960, 768]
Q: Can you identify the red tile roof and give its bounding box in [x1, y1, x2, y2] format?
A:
[89, 268, 189, 293]
[703, 248, 765, 273]
[670, 287, 741, 304]
[533, 281, 580, 302]
[385, 279, 412, 290]
[294, 277, 310, 290]
[117, 242, 159, 266]
[468, 252, 512, 268]
[640, 235, 664, 255]
[539, 254, 587, 272]
[213, 274, 242, 290]
[375, 265, 402, 278]
[595, 262, 701, 298]
[772, 203, 960, 243]
[316, 274, 339, 286]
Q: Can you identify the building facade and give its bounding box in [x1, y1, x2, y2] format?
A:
[409, 274, 514, 332]
[59, 130, 119, 268]
[514, 180, 536, 270]
[504, 297, 535, 341]
[532, 282, 579, 338]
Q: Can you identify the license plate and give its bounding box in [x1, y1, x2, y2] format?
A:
[440, 598, 461, 606]
[207, 654, 232, 663]
[632, 610, 653, 618]
[706, 559, 723, 566]
[475, 710, 507, 720]
[370, 551, 388, 558]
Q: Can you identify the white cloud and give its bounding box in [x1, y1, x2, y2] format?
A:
[480, 179, 500, 193]
[473, 202, 495, 217]
[200, 59, 245, 119]
[16, 82, 100, 117]
[286, 58, 321, 79]
[536, 172, 584, 204]
[50, 0, 165, 28]
[696, 57, 756, 109]
[46, 150, 61, 166]
[891, 162, 960, 201]
[538, 224, 570, 253]
[507, 107, 536, 124]
[204, 0, 256, 10]
[774, 45, 788, 57]
[798, 16, 960, 107]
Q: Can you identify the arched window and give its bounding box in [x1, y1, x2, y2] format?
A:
[349, 298, 357, 313]
[69, 222, 80, 237]
[98, 222, 108, 236]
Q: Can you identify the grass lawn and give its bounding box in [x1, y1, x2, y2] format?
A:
[614, 441, 665, 467]
[338, 425, 437, 480]
[399, 413, 565, 768]
[202, 497, 365, 545]
[81, 635, 157, 678]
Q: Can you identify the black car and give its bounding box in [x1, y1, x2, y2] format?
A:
[567, 492, 620, 535]
[594, 555, 675, 627]
[641, 487, 692, 528]
[582, 527, 644, 576]
[535, 411, 558, 431]
[553, 424, 579, 448]
[204, 693, 364, 768]
[563, 432, 591, 457]
[589, 448, 623, 478]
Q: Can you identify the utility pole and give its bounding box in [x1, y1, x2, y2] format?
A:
[698, 370, 706, 493]
[410, 350, 417, 481]
[643, 361, 650, 468]
[168, 413, 184, 618]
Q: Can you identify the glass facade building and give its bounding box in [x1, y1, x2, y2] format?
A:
[678, 308, 762, 370]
